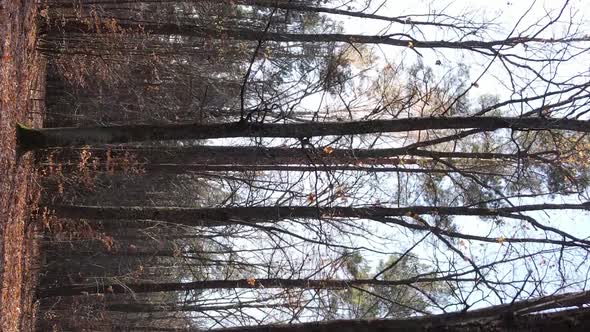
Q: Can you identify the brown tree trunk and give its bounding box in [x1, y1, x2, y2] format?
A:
[18, 117, 590, 149]
[49, 203, 590, 226]
[49, 20, 566, 51]
[50, 0, 465, 30]
[46, 145, 536, 165]
[105, 302, 290, 313]
[39, 276, 456, 297]
[210, 307, 590, 332]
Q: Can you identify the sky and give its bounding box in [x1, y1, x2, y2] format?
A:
[338, 0, 590, 104]
[197, 0, 590, 323]
[335, 0, 590, 308]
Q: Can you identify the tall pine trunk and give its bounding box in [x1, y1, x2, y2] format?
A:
[50, 203, 590, 226]
[210, 306, 590, 332]
[47, 145, 534, 164]
[39, 276, 449, 297]
[48, 20, 561, 51]
[18, 117, 590, 149]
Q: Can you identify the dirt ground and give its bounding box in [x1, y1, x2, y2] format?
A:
[0, 0, 44, 331]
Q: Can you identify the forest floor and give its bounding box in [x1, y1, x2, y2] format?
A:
[0, 0, 44, 331]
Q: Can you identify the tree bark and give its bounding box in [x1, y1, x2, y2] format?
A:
[210, 307, 590, 332]
[18, 117, 590, 149]
[235, 0, 471, 29]
[51, 0, 473, 30]
[47, 145, 538, 165]
[105, 302, 290, 313]
[49, 20, 585, 51]
[49, 203, 590, 226]
[38, 276, 460, 297]
[134, 164, 509, 175]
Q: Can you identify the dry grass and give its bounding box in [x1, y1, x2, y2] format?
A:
[0, 0, 44, 331]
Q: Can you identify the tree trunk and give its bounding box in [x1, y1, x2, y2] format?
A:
[106, 302, 290, 313]
[47, 145, 537, 165]
[38, 276, 457, 297]
[210, 307, 590, 332]
[51, 0, 468, 30]
[49, 203, 590, 226]
[235, 0, 466, 29]
[133, 164, 510, 175]
[48, 20, 573, 51]
[18, 117, 590, 149]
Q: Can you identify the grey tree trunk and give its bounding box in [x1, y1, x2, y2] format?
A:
[18, 117, 590, 149]
[49, 145, 538, 164]
[210, 306, 590, 332]
[39, 276, 459, 297]
[50, 20, 568, 51]
[50, 203, 590, 226]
